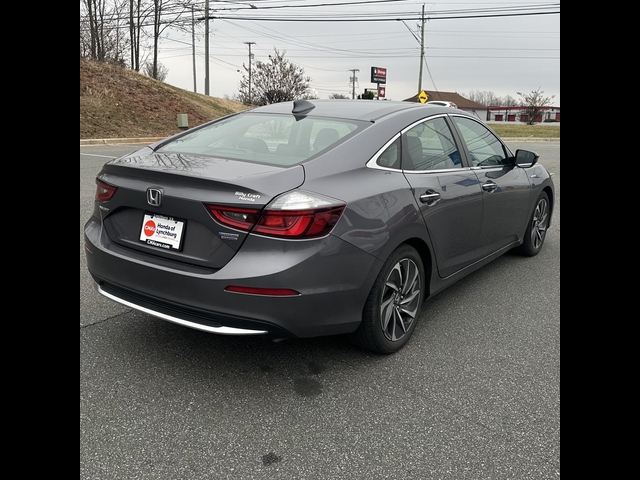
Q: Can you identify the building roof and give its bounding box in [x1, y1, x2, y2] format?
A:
[403, 91, 486, 109]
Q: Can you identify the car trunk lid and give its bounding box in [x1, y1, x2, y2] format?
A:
[97, 150, 305, 270]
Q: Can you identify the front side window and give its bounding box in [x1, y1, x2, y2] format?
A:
[159, 113, 364, 166]
[402, 117, 462, 171]
[452, 117, 509, 167]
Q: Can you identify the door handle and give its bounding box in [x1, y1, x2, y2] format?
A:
[482, 181, 498, 192]
[419, 192, 441, 204]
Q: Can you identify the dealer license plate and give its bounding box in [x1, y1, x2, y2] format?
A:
[139, 213, 186, 251]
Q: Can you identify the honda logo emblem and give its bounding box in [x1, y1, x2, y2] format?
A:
[147, 188, 162, 207]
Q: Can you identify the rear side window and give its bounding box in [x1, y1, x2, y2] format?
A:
[376, 137, 401, 169]
[159, 113, 364, 166]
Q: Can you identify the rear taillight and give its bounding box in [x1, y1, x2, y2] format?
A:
[206, 190, 345, 239]
[255, 207, 345, 238]
[208, 206, 261, 231]
[95, 179, 117, 201]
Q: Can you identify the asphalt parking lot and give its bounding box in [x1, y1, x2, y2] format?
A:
[80, 141, 560, 479]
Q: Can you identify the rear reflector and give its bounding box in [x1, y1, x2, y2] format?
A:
[225, 286, 301, 296]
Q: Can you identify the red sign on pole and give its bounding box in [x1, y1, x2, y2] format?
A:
[379, 86, 386, 98]
[371, 67, 387, 83]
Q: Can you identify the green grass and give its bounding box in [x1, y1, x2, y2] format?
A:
[488, 123, 560, 138]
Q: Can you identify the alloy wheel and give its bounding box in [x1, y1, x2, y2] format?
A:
[531, 197, 549, 250]
[380, 258, 421, 341]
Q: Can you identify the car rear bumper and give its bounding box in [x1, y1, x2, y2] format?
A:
[93, 280, 291, 337]
[84, 219, 383, 338]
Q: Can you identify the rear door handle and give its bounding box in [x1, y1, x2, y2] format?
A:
[419, 192, 441, 204]
[482, 181, 498, 192]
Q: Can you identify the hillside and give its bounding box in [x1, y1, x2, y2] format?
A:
[80, 59, 558, 140]
[80, 59, 250, 139]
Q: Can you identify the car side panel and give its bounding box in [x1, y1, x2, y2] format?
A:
[471, 165, 532, 256]
[403, 169, 484, 279]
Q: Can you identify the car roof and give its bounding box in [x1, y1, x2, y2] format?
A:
[248, 99, 447, 122]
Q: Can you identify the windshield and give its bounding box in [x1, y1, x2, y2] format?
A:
[159, 113, 367, 166]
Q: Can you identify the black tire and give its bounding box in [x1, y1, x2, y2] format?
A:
[516, 191, 550, 256]
[350, 244, 426, 354]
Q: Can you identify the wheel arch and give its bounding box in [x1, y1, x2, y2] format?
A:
[542, 185, 554, 227]
[393, 236, 434, 298]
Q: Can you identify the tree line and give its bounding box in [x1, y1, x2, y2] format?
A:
[80, 1, 317, 103]
[80, 0, 194, 81]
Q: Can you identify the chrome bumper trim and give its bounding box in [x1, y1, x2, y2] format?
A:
[94, 282, 268, 335]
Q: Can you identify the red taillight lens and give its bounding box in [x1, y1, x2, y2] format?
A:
[254, 207, 345, 238]
[207, 205, 261, 231]
[206, 190, 345, 239]
[95, 179, 117, 201]
[225, 286, 300, 296]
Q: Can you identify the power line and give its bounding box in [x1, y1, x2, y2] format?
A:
[208, 11, 559, 22]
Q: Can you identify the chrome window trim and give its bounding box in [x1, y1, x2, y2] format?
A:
[400, 113, 449, 135]
[403, 166, 473, 175]
[470, 165, 505, 171]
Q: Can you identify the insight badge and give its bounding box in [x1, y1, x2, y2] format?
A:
[219, 232, 239, 241]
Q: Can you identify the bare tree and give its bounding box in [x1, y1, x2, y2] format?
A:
[237, 49, 313, 106]
[328, 93, 349, 99]
[129, 0, 154, 71]
[516, 87, 555, 125]
[149, 0, 193, 81]
[82, 0, 108, 61]
[81, 0, 129, 65]
[143, 60, 169, 82]
[502, 95, 518, 107]
[462, 90, 504, 106]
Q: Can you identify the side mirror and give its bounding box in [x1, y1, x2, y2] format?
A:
[514, 149, 539, 167]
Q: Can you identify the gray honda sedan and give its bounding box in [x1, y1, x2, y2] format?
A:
[84, 99, 553, 354]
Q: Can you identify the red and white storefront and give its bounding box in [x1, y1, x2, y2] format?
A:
[487, 106, 560, 123]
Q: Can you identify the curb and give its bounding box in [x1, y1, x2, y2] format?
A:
[80, 137, 165, 146]
[504, 137, 559, 143]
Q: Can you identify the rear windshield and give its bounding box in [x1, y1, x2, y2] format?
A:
[158, 112, 367, 166]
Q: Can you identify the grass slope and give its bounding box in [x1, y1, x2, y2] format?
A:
[80, 59, 249, 139]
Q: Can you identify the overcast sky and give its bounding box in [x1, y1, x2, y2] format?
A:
[156, 0, 560, 106]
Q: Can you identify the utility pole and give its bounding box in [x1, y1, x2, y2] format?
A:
[418, 4, 425, 93]
[349, 68, 359, 99]
[244, 42, 256, 104]
[204, 0, 210, 95]
[192, 6, 196, 93]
